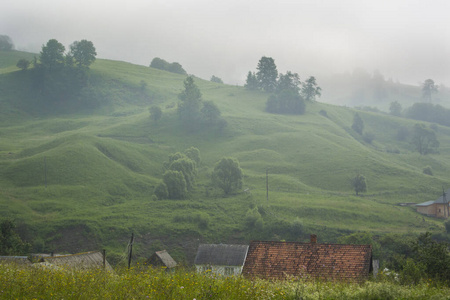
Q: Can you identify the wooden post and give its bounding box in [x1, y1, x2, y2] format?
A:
[128, 233, 134, 269]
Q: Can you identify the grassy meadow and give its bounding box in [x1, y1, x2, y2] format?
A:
[0, 50, 449, 264]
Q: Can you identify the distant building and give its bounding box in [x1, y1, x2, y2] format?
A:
[145, 250, 177, 270]
[242, 235, 373, 282]
[416, 189, 450, 218]
[43, 251, 113, 272]
[194, 244, 249, 276]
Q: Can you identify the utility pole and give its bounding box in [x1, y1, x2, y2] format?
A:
[266, 168, 269, 202]
[44, 156, 47, 188]
[127, 233, 134, 269]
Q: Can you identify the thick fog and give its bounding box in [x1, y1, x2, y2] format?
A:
[2, 0, 450, 86]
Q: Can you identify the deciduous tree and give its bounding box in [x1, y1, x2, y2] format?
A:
[422, 79, 438, 103]
[301, 76, 321, 102]
[212, 157, 243, 195]
[352, 113, 364, 135]
[0, 219, 31, 255]
[0, 35, 14, 51]
[351, 173, 367, 196]
[40, 39, 66, 70]
[163, 170, 187, 199]
[412, 123, 439, 155]
[69, 40, 97, 69]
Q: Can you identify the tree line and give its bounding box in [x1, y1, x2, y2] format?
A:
[245, 56, 321, 115]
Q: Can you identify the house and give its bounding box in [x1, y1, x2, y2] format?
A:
[416, 189, 450, 218]
[194, 244, 249, 276]
[43, 251, 114, 272]
[145, 250, 177, 270]
[242, 235, 373, 282]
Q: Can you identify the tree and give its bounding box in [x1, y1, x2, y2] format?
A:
[184, 147, 201, 166]
[69, 40, 97, 69]
[178, 76, 202, 130]
[168, 62, 187, 75]
[210, 75, 223, 84]
[266, 89, 305, 114]
[201, 101, 221, 125]
[352, 113, 364, 135]
[212, 157, 243, 195]
[422, 79, 438, 103]
[351, 173, 367, 196]
[256, 56, 278, 93]
[410, 232, 450, 282]
[244, 71, 258, 90]
[40, 39, 66, 70]
[169, 157, 197, 190]
[301, 76, 322, 102]
[149, 105, 162, 122]
[412, 123, 439, 155]
[163, 170, 187, 199]
[389, 101, 402, 116]
[0, 35, 14, 51]
[0, 219, 31, 255]
[150, 57, 187, 74]
[16, 59, 30, 71]
[276, 71, 300, 94]
[154, 182, 168, 200]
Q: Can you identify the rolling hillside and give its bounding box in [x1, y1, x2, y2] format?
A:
[0, 50, 448, 264]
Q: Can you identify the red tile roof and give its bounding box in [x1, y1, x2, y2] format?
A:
[242, 240, 372, 281]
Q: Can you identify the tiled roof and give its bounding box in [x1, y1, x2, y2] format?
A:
[44, 251, 113, 272]
[242, 240, 372, 281]
[194, 244, 249, 266]
[417, 189, 450, 206]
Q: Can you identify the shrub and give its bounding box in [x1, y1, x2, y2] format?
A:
[154, 182, 168, 200]
[319, 109, 328, 117]
[363, 132, 375, 144]
[245, 207, 263, 229]
[445, 220, 450, 234]
[423, 166, 433, 176]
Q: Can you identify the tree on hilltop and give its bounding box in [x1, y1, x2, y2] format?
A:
[422, 79, 438, 103]
[40, 39, 66, 70]
[301, 76, 322, 102]
[69, 40, 97, 69]
[0, 35, 14, 51]
[256, 56, 278, 93]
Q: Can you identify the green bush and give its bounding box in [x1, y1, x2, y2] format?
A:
[423, 166, 433, 176]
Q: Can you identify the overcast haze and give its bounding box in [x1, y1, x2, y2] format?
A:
[2, 0, 450, 86]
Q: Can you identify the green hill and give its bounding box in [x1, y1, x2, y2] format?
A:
[0, 50, 448, 264]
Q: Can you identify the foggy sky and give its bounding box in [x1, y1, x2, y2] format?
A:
[2, 0, 450, 86]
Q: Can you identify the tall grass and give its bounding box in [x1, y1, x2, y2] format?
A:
[0, 264, 449, 299]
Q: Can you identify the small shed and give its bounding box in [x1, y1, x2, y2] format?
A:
[194, 244, 249, 276]
[242, 235, 372, 282]
[416, 189, 450, 218]
[145, 250, 177, 270]
[44, 251, 113, 272]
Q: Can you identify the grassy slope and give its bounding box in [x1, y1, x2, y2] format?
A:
[0, 51, 448, 263]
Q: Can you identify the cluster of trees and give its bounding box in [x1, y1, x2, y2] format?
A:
[405, 103, 450, 127]
[149, 57, 187, 75]
[0, 219, 30, 255]
[154, 147, 200, 200]
[154, 149, 243, 199]
[245, 57, 321, 115]
[177, 76, 226, 132]
[19, 39, 97, 104]
[210, 75, 223, 84]
[338, 231, 450, 284]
